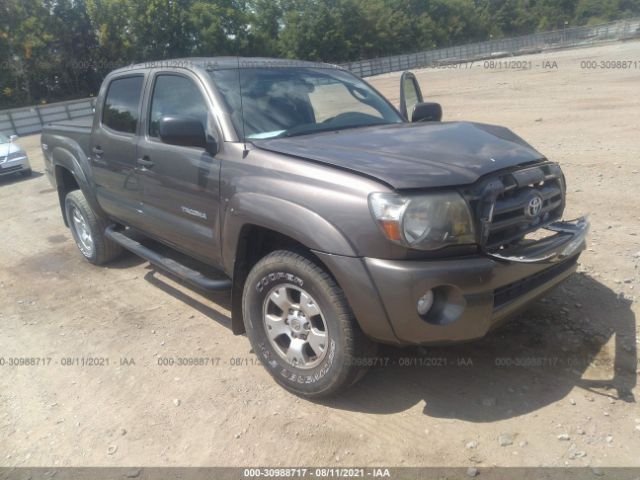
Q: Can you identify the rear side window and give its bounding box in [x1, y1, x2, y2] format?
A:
[149, 75, 208, 138]
[102, 76, 144, 134]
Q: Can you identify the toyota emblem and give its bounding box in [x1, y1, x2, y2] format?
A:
[525, 194, 543, 218]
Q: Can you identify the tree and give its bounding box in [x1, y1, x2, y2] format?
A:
[574, 0, 621, 24]
[246, 0, 283, 56]
[133, 0, 196, 60]
[189, 0, 250, 56]
[2, 0, 640, 108]
[86, 0, 137, 68]
[0, 0, 56, 106]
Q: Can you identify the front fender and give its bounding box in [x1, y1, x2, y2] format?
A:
[221, 192, 357, 274]
[222, 192, 400, 342]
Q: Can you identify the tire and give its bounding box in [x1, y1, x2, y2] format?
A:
[242, 250, 377, 397]
[20, 168, 32, 177]
[64, 190, 122, 265]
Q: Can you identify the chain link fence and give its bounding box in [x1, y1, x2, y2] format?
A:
[1, 17, 639, 136]
[341, 17, 640, 77]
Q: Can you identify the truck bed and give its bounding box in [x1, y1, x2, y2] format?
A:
[41, 117, 93, 162]
[41, 116, 93, 182]
[48, 116, 93, 130]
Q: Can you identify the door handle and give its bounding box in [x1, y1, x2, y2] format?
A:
[92, 146, 104, 159]
[137, 156, 154, 168]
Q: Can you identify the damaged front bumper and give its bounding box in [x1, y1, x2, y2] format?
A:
[486, 217, 590, 264]
[359, 217, 590, 345]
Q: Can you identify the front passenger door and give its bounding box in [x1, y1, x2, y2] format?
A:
[137, 73, 223, 265]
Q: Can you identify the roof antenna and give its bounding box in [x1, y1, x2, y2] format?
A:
[236, 55, 248, 157]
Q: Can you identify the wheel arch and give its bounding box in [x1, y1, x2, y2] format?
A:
[54, 164, 79, 226]
[226, 213, 398, 342]
[51, 145, 103, 226]
[222, 193, 358, 335]
[228, 221, 350, 335]
[221, 193, 357, 273]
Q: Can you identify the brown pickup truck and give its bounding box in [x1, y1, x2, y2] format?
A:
[41, 57, 589, 396]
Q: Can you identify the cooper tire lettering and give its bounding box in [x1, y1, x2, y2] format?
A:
[255, 271, 304, 293]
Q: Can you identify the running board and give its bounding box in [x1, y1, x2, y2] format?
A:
[105, 226, 232, 291]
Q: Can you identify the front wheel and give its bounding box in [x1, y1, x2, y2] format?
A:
[64, 190, 122, 265]
[242, 250, 376, 397]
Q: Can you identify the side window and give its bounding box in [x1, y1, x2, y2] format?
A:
[149, 75, 208, 138]
[102, 76, 144, 134]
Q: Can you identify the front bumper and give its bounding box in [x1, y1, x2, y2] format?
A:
[0, 154, 30, 176]
[316, 217, 589, 345]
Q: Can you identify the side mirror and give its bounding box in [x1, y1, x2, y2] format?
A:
[399, 71, 423, 120]
[159, 116, 216, 154]
[411, 102, 443, 122]
[9, 135, 18, 143]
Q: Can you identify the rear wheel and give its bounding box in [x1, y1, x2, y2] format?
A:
[242, 250, 376, 397]
[64, 190, 122, 265]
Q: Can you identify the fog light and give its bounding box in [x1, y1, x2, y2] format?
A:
[417, 290, 435, 316]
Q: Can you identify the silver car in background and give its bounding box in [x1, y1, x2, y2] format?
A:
[0, 133, 32, 178]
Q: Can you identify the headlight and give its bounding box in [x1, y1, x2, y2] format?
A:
[368, 191, 475, 250]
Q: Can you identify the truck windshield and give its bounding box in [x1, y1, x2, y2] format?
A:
[210, 67, 403, 140]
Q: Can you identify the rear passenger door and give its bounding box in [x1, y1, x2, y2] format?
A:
[136, 71, 223, 265]
[91, 74, 146, 227]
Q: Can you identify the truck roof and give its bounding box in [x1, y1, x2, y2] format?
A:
[110, 57, 342, 75]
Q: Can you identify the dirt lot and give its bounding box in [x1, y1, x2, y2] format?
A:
[1, 41, 640, 469]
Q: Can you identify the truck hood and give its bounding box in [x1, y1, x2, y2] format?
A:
[253, 121, 545, 189]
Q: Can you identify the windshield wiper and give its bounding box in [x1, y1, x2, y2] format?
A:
[278, 122, 390, 139]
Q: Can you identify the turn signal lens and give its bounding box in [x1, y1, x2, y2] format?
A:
[380, 220, 402, 242]
[368, 192, 408, 243]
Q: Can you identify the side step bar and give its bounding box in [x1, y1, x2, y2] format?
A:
[105, 226, 232, 291]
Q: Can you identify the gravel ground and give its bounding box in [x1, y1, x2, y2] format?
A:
[1, 41, 639, 468]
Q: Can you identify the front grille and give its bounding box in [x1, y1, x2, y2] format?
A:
[493, 255, 578, 308]
[0, 165, 22, 174]
[463, 161, 566, 250]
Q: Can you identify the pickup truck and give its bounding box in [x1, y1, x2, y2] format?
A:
[41, 57, 589, 397]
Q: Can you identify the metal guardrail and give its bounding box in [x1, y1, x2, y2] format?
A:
[1, 17, 639, 136]
[341, 17, 640, 77]
[0, 98, 96, 137]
